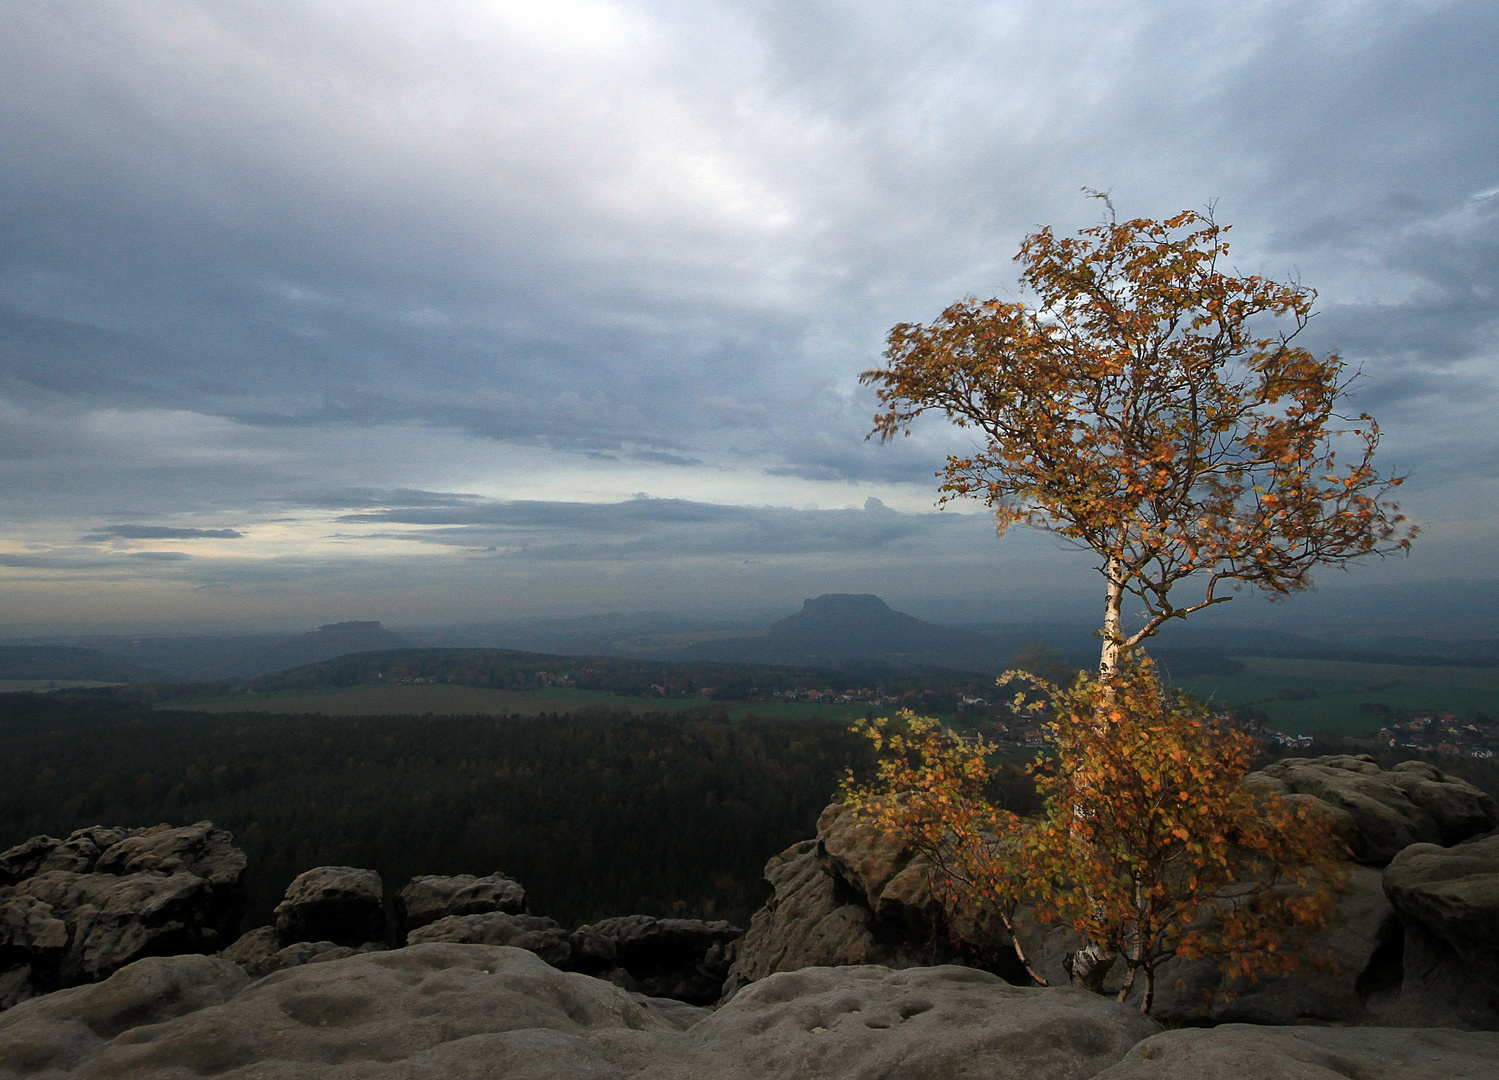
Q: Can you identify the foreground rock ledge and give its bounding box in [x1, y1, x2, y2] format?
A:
[0, 944, 1158, 1079]
[2, 945, 1494, 1080]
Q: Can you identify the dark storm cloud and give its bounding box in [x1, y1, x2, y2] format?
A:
[82, 525, 243, 540]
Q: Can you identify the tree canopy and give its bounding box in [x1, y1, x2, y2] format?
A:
[862, 201, 1415, 677]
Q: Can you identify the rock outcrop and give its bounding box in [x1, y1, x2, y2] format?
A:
[726, 783, 1499, 1027]
[0, 822, 246, 1009]
[273, 865, 385, 945]
[1382, 832, 1499, 1029]
[221, 865, 389, 980]
[395, 871, 527, 935]
[569, 914, 745, 1005]
[719, 804, 941, 1002]
[0, 945, 1162, 1080]
[1013, 864, 1404, 1025]
[1250, 756, 1498, 865]
[407, 912, 573, 967]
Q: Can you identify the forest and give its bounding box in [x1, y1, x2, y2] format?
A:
[5, 680, 1495, 938]
[0, 690, 877, 930]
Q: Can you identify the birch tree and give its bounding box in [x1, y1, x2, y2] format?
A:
[861, 200, 1415, 679]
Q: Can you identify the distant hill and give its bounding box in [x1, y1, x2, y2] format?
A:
[76, 621, 411, 681]
[0, 646, 154, 682]
[684, 594, 1024, 672]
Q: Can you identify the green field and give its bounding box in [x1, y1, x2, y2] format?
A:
[158, 682, 877, 723]
[1175, 657, 1499, 736]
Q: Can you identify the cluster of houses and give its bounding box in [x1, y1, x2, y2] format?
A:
[748, 686, 904, 706]
[1372, 712, 1496, 758]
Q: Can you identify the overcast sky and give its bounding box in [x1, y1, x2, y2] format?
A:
[0, 0, 1494, 633]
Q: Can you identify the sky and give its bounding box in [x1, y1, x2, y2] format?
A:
[0, 0, 1495, 634]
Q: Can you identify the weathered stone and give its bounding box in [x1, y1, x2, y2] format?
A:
[0, 954, 248, 1079]
[395, 872, 527, 934]
[0, 947, 1162, 1080]
[668, 964, 1160, 1080]
[1382, 833, 1499, 1028]
[408, 912, 572, 967]
[54, 944, 685, 1079]
[1095, 1023, 1499, 1079]
[219, 926, 284, 979]
[570, 915, 743, 1006]
[1255, 755, 1496, 865]
[0, 828, 141, 886]
[1388, 761, 1499, 845]
[718, 839, 926, 1002]
[1139, 864, 1400, 1024]
[94, 823, 246, 889]
[0, 823, 247, 1007]
[273, 866, 385, 945]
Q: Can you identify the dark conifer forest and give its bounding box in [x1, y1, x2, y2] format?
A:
[0, 691, 873, 928]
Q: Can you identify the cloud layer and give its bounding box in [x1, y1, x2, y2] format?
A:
[0, 1, 1493, 630]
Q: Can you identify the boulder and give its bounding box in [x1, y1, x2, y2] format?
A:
[273, 866, 385, 945]
[395, 872, 527, 935]
[1095, 1023, 1499, 1079]
[1254, 755, 1497, 865]
[407, 912, 572, 967]
[0, 946, 1163, 1080]
[0, 823, 246, 1008]
[1382, 833, 1499, 1029]
[570, 914, 744, 1005]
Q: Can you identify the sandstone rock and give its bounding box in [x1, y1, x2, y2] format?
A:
[718, 839, 926, 1002]
[0, 828, 138, 885]
[1255, 755, 1497, 865]
[408, 912, 572, 967]
[0, 954, 248, 1079]
[570, 915, 743, 1006]
[395, 872, 527, 935]
[1382, 833, 1499, 1028]
[93, 823, 246, 888]
[1095, 1023, 1499, 1079]
[0, 946, 1162, 1080]
[667, 964, 1160, 1080]
[1139, 864, 1400, 1024]
[55, 944, 686, 1079]
[0, 823, 247, 1008]
[219, 926, 284, 978]
[1388, 761, 1499, 844]
[273, 866, 384, 945]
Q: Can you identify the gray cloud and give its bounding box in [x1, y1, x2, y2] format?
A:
[82, 525, 244, 540]
[0, 0, 1492, 629]
[334, 495, 959, 561]
[286, 488, 484, 510]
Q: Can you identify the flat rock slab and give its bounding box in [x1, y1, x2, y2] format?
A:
[1096, 1024, 1499, 1080]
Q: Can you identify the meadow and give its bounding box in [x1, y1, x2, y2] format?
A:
[1174, 656, 1499, 736]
